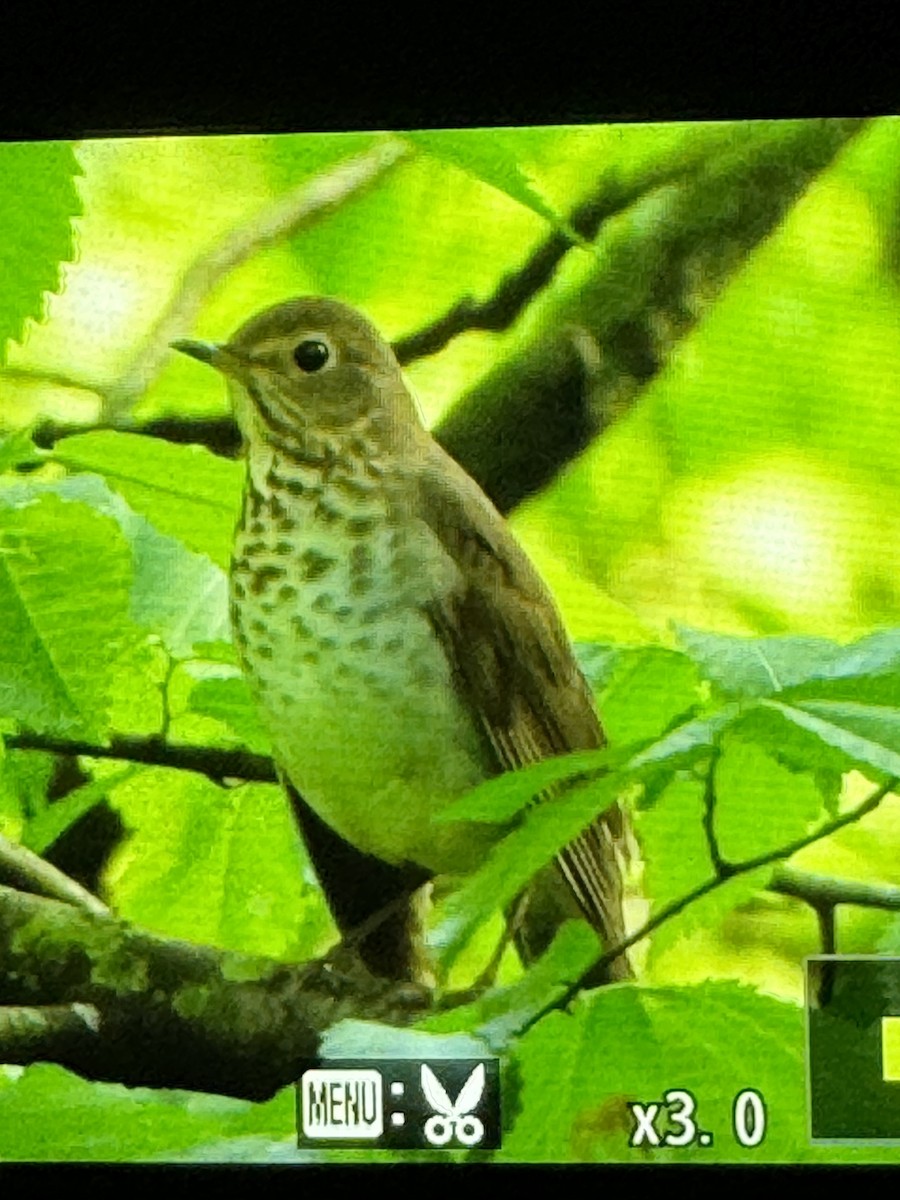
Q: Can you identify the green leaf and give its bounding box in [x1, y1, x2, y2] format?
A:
[0, 747, 51, 841]
[627, 704, 741, 773]
[127, 520, 230, 658]
[636, 775, 770, 966]
[727, 702, 854, 777]
[436, 748, 614, 824]
[797, 700, 900, 752]
[52, 432, 244, 569]
[22, 765, 138, 855]
[0, 429, 42, 474]
[0, 491, 136, 737]
[0, 472, 231, 660]
[187, 675, 271, 754]
[572, 643, 621, 691]
[713, 736, 825, 862]
[788, 673, 900, 710]
[637, 775, 711, 907]
[432, 772, 625, 969]
[762, 699, 900, 780]
[421, 921, 604, 1050]
[190, 640, 238, 666]
[502, 982, 806, 1162]
[449, 700, 739, 832]
[675, 626, 841, 699]
[405, 129, 589, 245]
[599, 647, 702, 746]
[105, 769, 329, 960]
[0, 1063, 291, 1162]
[0, 749, 55, 822]
[0, 142, 80, 364]
[794, 628, 900, 684]
[814, 767, 844, 818]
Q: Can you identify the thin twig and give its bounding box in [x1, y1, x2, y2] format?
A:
[522, 775, 899, 1031]
[101, 138, 411, 421]
[0, 833, 109, 917]
[392, 161, 698, 365]
[815, 904, 837, 955]
[0, 364, 103, 398]
[701, 749, 730, 877]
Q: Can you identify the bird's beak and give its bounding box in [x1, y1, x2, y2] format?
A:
[170, 339, 243, 377]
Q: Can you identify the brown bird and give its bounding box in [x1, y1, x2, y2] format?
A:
[173, 297, 632, 986]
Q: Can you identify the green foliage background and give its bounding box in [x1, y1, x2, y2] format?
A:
[0, 120, 899, 1162]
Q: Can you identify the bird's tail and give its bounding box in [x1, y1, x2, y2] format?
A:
[511, 798, 638, 986]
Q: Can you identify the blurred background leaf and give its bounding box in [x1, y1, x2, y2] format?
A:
[0, 143, 80, 366]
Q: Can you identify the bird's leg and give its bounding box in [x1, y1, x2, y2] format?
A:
[336, 886, 431, 972]
[285, 781, 432, 983]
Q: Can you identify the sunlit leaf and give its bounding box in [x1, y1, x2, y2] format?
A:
[23, 764, 138, 854]
[0, 491, 136, 736]
[636, 775, 770, 966]
[405, 130, 588, 244]
[0, 142, 80, 363]
[627, 705, 740, 773]
[0, 1063, 289, 1163]
[436, 748, 615, 824]
[598, 647, 702, 745]
[675, 626, 842, 699]
[105, 768, 328, 961]
[0, 472, 231, 659]
[503, 982, 806, 1163]
[188, 675, 271, 754]
[420, 922, 603, 1049]
[763, 699, 900, 779]
[52, 432, 243, 569]
[0, 428, 42, 474]
[713, 736, 826, 862]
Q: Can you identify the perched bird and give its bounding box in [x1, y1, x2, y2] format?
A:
[173, 297, 632, 986]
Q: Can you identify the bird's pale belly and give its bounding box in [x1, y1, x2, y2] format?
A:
[231, 514, 499, 876]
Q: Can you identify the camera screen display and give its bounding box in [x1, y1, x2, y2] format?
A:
[0, 118, 898, 1165]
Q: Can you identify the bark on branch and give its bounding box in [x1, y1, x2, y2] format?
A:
[0, 883, 427, 1100]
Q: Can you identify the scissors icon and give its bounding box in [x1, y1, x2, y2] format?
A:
[421, 1063, 485, 1147]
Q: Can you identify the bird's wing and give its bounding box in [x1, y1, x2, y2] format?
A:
[410, 442, 631, 967]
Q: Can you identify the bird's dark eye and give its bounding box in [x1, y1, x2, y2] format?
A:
[293, 339, 330, 373]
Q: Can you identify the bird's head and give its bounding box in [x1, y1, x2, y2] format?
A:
[172, 296, 423, 459]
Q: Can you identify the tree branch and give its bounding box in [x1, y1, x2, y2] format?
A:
[391, 156, 704, 365]
[3, 726, 900, 1095]
[701, 748, 728, 876]
[433, 118, 863, 513]
[769, 863, 900, 957]
[23, 120, 863, 518]
[2, 140, 411, 425]
[24, 150, 697, 455]
[12, 729, 900, 926]
[768, 864, 900, 911]
[0, 884, 428, 1099]
[4, 731, 278, 785]
[0, 832, 109, 916]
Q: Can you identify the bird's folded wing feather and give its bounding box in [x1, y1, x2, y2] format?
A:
[410, 443, 630, 954]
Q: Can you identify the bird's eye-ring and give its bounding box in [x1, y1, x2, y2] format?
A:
[293, 339, 331, 373]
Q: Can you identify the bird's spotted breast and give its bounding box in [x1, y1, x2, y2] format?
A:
[230, 453, 496, 874]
